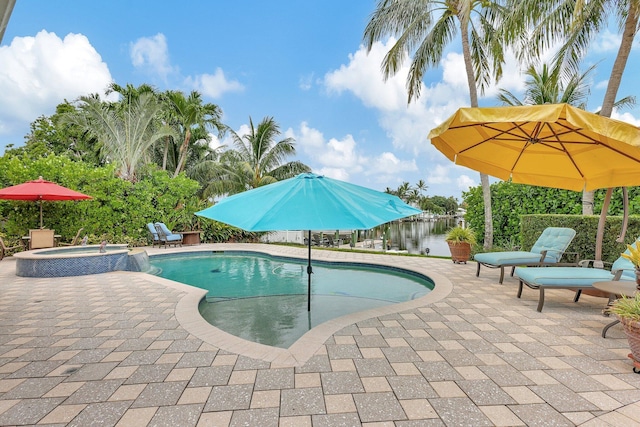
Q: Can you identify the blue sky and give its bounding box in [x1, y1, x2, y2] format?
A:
[1, 1, 639, 200]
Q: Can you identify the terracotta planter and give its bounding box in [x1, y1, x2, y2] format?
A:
[447, 241, 471, 264]
[618, 316, 640, 373]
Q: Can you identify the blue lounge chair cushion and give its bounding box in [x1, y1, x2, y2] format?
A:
[475, 227, 576, 267]
[515, 266, 618, 287]
[516, 240, 637, 287]
[474, 251, 557, 266]
[147, 223, 159, 240]
[155, 222, 182, 242]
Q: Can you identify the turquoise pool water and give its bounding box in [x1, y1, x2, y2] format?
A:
[150, 251, 434, 348]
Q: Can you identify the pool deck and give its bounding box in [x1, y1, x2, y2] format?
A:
[0, 243, 638, 426]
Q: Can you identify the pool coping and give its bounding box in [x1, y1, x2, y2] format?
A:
[141, 243, 453, 367]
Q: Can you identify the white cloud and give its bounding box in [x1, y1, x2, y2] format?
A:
[426, 164, 452, 185]
[299, 73, 314, 90]
[324, 39, 411, 112]
[130, 33, 174, 79]
[208, 133, 224, 150]
[612, 110, 640, 126]
[186, 68, 244, 98]
[0, 30, 113, 136]
[290, 121, 421, 185]
[591, 30, 622, 53]
[457, 174, 477, 192]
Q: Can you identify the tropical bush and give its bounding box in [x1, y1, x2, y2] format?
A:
[0, 153, 240, 245]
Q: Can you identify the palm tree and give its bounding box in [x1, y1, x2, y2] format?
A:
[164, 90, 224, 178]
[416, 179, 428, 198]
[498, 63, 593, 107]
[206, 116, 311, 196]
[395, 181, 412, 202]
[505, 0, 640, 214]
[64, 93, 176, 182]
[363, 0, 507, 249]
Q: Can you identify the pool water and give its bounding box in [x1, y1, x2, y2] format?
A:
[150, 251, 434, 348]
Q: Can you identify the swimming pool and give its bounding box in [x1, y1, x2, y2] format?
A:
[150, 251, 434, 348]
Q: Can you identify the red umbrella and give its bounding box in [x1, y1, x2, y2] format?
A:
[0, 176, 92, 228]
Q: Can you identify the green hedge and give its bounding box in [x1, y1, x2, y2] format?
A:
[520, 214, 640, 264]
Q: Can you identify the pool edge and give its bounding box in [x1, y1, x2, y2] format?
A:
[142, 243, 454, 367]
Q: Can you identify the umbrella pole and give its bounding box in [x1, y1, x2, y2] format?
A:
[39, 200, 43, 229]
[307, 230, 312, 312]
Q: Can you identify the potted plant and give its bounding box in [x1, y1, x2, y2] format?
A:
[620, 239, 640, 287]
[445, 225, 476, 264]
[608, 293, 640, 373]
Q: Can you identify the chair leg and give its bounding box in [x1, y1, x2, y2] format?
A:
[499, 267, 505, 284]
[510, 266, 516, 277]
[476, 262, 481, 277]
[537, 288, 545, 312]
[573, 289, 582, 302]
[517, 281, 523, 298]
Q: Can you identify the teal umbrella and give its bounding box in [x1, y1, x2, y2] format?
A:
[196, 173, 421, 311]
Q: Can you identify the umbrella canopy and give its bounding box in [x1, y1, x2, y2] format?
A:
[429, 103, 640, 192]
[0, 176, 92, 228]
[429, 103, 640, 259]
[196, 173, 422, 310]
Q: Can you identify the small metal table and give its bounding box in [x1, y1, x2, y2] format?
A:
[593, 280, 639, 338]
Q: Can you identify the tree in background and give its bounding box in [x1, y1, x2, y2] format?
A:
[205, 116, 311, 197]
[163, 90, 224, 178]
[364, 0, 508, 249]
[63, 92, 176, 182]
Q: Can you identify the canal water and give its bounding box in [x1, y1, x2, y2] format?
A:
[370, 217, 459, 257]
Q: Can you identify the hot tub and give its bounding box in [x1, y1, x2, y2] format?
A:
[14, 244, 134, 277]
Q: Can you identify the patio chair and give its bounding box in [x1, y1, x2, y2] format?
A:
[59, 227, 84, 246]
[514, 244, 637, 312]
[147, 223, 161, 248]
[154, 222, 183, 248]
[0, 236, 24, 260]
[29, 229, 55, 250]
[313, 234, 329, 247]
[474, 227, 577, 284]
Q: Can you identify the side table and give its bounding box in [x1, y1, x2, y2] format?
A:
[181, 231, 201, 246]
[593, 280, 639, 338]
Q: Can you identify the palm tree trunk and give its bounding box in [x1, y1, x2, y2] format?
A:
[600, 5, 637, 118]
[584, 6, 637, 216]
[173, 130, 192, 178]
[591, 5, 638, 256]
[460, 16, 493, 249]
[162, 136, 169, 171]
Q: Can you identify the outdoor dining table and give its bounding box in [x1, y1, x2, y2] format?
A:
[594, 280, 639, 338]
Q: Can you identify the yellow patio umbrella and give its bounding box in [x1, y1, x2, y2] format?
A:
[428, 103, 640, 260]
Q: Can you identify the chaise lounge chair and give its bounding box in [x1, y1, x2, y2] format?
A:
[154, 222, 183, 248]
[514, 243, 637, 312]
[474, 227, 577, 284]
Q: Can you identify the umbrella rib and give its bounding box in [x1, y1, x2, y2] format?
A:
[456, 123, 524, 154]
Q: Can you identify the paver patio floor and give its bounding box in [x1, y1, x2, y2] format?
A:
[1, 243, 639, 426]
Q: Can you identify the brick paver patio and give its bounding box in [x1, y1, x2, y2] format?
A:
[1, 243, 639, 426]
